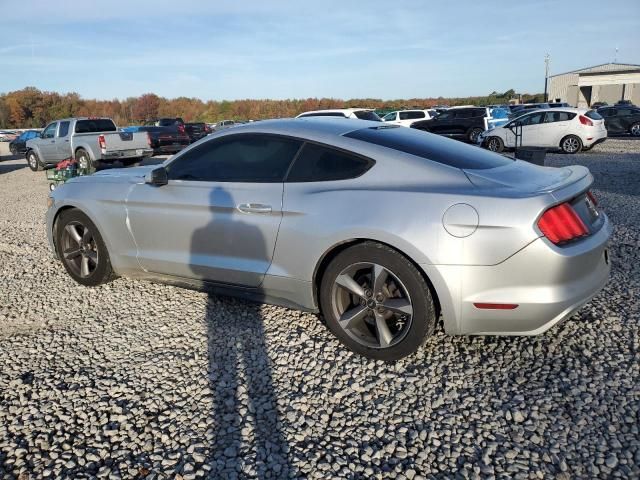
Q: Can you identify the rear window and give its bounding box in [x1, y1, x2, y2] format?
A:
[74, 119, 117, 133]
[585, 110, 603, 120]
[298, 112, 346, 118]
[345, 126, 513, 170]
[353, 110, 382, 121]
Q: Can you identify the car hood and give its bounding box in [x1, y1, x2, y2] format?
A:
[464, 160, 590, 195]
[70, 165, 158, 184]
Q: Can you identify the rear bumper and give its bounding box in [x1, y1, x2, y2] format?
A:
[582, 128, 607, 148]
[102, 148, 154, 160]
[422, 212, 612, 335]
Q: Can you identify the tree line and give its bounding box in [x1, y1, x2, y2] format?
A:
[0, 87, 543, 129]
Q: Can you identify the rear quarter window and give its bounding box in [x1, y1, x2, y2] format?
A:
[344, 126, 513, 170]
[286, 143, 373, 182]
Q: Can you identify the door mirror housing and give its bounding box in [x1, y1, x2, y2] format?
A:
[145, 167, 168, 186]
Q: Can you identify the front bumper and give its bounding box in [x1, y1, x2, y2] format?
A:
[422, 212, 612, 335]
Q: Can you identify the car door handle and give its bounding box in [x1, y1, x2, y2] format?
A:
[237, 203, 272, 214]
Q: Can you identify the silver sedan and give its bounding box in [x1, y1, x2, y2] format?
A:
[46, 118, 611, 360]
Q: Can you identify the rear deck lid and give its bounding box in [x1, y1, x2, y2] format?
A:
[463, 160, 590, 195]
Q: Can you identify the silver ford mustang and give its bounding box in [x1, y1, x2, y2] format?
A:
[46, 118, 611, 360]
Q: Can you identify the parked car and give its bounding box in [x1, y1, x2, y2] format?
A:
[9, 130, 40, 155]
[591, 102, 608, 109]
[548, 102, 570, 108]
[25, 117, 153, 171]
[296, 108, 382, 121]
[0, 130, 19, 142]
[478, 108, 607, 153]
[46, 118, 610, 360]
[410, 107, 491, 143]
[184, 122, 211, 143]
[509, 103, 551, 119]
[137, 126, 191, 155]
[213, 120, 241, 131]
[381, 110, 436, 127]
[597, 106, 640, 136]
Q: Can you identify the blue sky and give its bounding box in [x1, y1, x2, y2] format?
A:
[0, 0, 638, 100]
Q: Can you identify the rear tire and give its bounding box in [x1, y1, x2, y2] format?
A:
[26, 150, 43, 171]
[560, 135, 582, 154]
[55, 209, 115, 287]
[75, 148, 96, 173]
[630, 122, 640, 137]
[486, 136, 504, 152]
[319, 242, 436, 361]
[468, 127, 484, 143]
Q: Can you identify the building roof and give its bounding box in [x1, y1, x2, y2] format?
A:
[550, 62, 640, 78]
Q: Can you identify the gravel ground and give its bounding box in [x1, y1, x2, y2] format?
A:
[0, 139, 639, 479]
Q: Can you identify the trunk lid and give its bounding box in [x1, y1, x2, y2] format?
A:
[463, 160, 590, 195]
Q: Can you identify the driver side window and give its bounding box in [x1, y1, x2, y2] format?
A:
[167, 134, 302, 183]
[42, 123, 57, 139]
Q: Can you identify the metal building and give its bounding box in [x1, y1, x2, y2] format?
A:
[548, 63, 640, 108]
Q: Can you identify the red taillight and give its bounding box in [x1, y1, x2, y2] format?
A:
[538, 202, 588, 245]
[204, 124, 211, 133]
[97, 134, 106, 150]
[587, 191, 598, 206]
[579, 115, 593, 126]
[146, 132, 152, 147]
[178, 124, 186, 134]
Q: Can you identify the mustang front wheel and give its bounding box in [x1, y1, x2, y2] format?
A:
[56, 209, 115, 286]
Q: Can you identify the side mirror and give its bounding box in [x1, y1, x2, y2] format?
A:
[145, 167, 168, 186]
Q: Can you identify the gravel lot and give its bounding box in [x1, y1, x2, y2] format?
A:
[0, 139, 639, 479]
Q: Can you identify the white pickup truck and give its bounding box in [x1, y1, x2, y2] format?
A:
[24, 117, 153, 171]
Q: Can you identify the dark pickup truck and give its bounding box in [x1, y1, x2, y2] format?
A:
[137, 126, 190, 155]
[185, 122, 211, 143]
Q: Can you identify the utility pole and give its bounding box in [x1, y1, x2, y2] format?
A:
[544, 53, 550, 102]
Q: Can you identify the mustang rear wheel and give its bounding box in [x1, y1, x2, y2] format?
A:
[320, 242, 436, 361]
[56, 209, 115, 286]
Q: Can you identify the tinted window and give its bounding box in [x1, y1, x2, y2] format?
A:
[346, 126, 512, 170]
[617, 108, 635, 117]
[286, 143, 373, 182]
[58, 121, 70, 137]
[42, 123, 57, 139]
[453, 109, 473, 118]
[519, 112, 545, 126]
[585, 110, 603, 120]
[543, 111, 576, 123]
[298, 112, 346, 118]
[353, 110, 382, 121]
[167, 134, 302, 183]
[597, 108, 615, 117]
[382, 112, 397, 121]
[74, 119, 117, 133]
[400, 111, 425, 120]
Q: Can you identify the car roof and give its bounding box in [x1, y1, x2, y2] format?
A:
[204, 117, 382, 140]
[296, 108, 373, 116]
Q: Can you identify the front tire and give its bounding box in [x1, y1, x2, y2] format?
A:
[26, 150, 43, 171]
[560, 135, 582, 154]
[630, 122, 640, 137]
[319, 242, 436, 361]
[486, 136, 504, 152]
[55, 209, 115, 287]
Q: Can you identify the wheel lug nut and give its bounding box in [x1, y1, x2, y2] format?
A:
[376, 294, 384, 302]
[377, 307, 385, 313]
[360, 299, 366, 306]
[364, 289, 372, 298]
